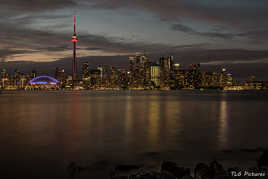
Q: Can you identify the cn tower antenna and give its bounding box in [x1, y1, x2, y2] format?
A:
[74, 16, 76, 35]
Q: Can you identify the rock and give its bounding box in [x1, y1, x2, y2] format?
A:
[67, 162, 77, 178]
[194, 163, 212, 179]
[258, 150, 268, 168]
[160, 172, 178, 179]
[115, 164, 142, 171]
[129, 171, 162, 179]
[209, 160, 226, 178]
[110, 176, 128, 179]
[130, 171, 178, 179]
[67, 161, 88, 178]
[181, 175, 194, 179]
[161, 161, 177, 172]
[110, 164, 143, 178]
[161, 161, 191, 178]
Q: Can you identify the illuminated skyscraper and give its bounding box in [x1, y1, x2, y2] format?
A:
[1, 68, 9, 89]
[159, 56, 174, 71]
[187, 64, 202, 88]
[55, 67, 66, 85]
[220, 68, 233, 87]
[81, 62, 89, 79]
[151, 65, 160, 87]
[159, 56, 174, 87]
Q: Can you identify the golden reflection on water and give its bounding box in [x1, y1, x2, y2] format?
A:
[165, 100, 182, 133]
[219, 100, 229, 148]
[125, 95, 133, 134]
[148, 96, 160, 145]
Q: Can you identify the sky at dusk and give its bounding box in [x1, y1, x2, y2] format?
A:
[1, 0, 268, 79]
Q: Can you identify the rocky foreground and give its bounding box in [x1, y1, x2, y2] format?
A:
[110, 160, 268, 179]
[67, 151, 268, 179]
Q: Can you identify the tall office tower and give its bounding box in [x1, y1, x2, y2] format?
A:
[81, 62, 89, 79]
[219, 68, 227, 87]
[97, 65, 103, 78]
[30, 70, 36, 79]
[72, 16, 78, 83]
[1, 68, 9, 89]
[129, 56, 135, 72]
[159, 56, 174, 87]
[219, 68, 233, 87]
[150, 64, 160, 87]
[135, 52, 142, 64]
[1, 68, 8, 79]
[159, 56, 174, 71]
[187, 64, 202, 88]
[211, 72, 219, 87]
[55, 67, 60, 79]
[12, 69, 20, 87]
[19, 74, 26, 89]
[55, 67, 66, 85]
[227, 73, 233, 86]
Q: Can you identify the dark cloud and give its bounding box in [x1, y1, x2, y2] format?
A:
[87, 0, 268, 28]
[87, 0, 268, 44]
[1, 0, 76, 14]
[171, 23, 236, 39]
[0, 20, 182, 61]
[171, 23, 268, 43]
[87, 0, 222, 22]
[0, 49, 33, 62]
[238, 30, 268, 43]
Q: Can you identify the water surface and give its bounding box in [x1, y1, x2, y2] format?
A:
[1, 91, 268, 178]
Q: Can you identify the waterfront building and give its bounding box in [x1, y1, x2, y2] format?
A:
[186, 64, 202, 89]
[150, 65, 160, 87]
[159, 56, 173, 88]
[244, 76, 263, 90]
[219, 68, 232, 87]
[30, 70, 37, 79]
[55, 67, 66, 88]
[201, 72, 220, 88]
[1, 68, 10, 89]
[160, 56, 174, 71]
[81, 62, 89, 79]
[176, 69, 187, 88]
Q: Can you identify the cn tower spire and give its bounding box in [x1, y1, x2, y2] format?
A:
[72, 16, 78, 85]
[74, 16, 76, 35]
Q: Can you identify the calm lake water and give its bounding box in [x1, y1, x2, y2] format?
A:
[1, 90, 268, 178]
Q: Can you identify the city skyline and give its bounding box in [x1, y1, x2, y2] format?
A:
[1, 1, 268, 79]
[1, 53, 267, 91]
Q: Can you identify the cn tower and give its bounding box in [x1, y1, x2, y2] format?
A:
[72, 16, 78, 84]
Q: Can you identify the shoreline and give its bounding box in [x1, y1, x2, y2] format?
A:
[1, 89, 268, 92]
[65, 148, 268, 179]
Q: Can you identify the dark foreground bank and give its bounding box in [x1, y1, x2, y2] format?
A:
[66, 150, 268, 179]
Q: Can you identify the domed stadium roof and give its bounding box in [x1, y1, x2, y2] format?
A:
[29, 76, 59, 85]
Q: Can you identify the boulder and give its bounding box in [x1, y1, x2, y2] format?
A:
[194, 163, 213, 179]
[129, 171, 161, 179]
[181, 174, 194, 179]
[66, 161, 88, 178]
[110, 164, 143, 179]
[161, 161, 191, 178]
[258, 150, 268, 168]
[128, 170, 180, 179]
[67, 162, 78, 178]
[209, 160, 227, 178]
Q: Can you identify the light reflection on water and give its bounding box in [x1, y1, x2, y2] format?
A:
[1, 91, 268, 178]
[219, 100, 228, 149]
